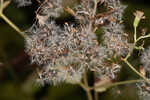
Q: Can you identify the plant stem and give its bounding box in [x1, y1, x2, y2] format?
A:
[94, 79, 143, 90]
[0, 13, 25, 38]
[123, 59, 149, 83]
[136, 34, 150, 42]
[124, 52, 130, 60]
[0, 0, 3, 13]
[79, 82, 93, 100]
[81, 72, 93, 100]
[79, 82, 88, 91]
[94, 91, 98, 100]
[93, 0, 97, 17]
[108, 79, 142, 88]
[122, 20, 150, 83]
[86, 88, 93, 100]
[134, 27, 137, 42]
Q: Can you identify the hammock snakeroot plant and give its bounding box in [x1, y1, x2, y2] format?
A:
[1, 0, 150, 100]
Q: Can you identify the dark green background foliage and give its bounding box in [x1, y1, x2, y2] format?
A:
[0, 0, 150, 100]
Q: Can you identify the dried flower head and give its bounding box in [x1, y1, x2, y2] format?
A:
[95, 63, 122, 80]
[73, 0, 96, 25]
[140, 46, 150, 71]
[136, 81, 150, 100]
[103, 0, 127, 22]
[136, 47, 150, 99]
[102, 27, 130, 56]
[36, 0, 64, 18]
[25, 0, 126, 85]
[26, 19, 114, 84]
[101, 0, 130, 57]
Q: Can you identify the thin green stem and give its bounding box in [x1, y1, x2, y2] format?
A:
[94, 79, 143, 90]
[82, 72, 93, 100]
[79, 82, 93, 100]
[122, 20, 150, 84]
[123, 59, 149, 83]
[0, 13, 25, 37]
[124, 52, 131, 60]
[122, 38, 149, 83]
[136, 34, 150, 43]
[135, 46, 144, 50]
[134, 27, 137, 43]
[94, 91, 98, 100]
[79, 82, 88, 91]
[0, 0, 3, 13]
[108, 79, 142, 88]
[86, 89, 93, 100]
[83, 72, 89, 88]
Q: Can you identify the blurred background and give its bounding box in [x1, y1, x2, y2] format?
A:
[0, 0, 150, 100]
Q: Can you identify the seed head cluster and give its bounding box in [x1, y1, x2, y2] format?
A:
[95, 63, 122, 80]
[37, 0, 64, 18]
[102, 28, 130, 56]
[136, 47, 150, 98]
[26, 20, 109, 84]
[140, 47, 150, 71]
[25, 0, 127, 85]
[102, 0, 130, 57]
[137, 81, 150, 100]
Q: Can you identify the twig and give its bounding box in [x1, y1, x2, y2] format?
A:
[136, 34, 150, 43]
[122, 11, 150, 84]
[134, 26, 137, 43]
[82, 72, 93, 100]
[0, 13, 25, 37]
[122, 59, 149, 83]
[93, 79, 143, 90]
[0, 0, 3, 13]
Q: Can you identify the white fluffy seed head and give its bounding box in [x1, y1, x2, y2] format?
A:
[25, 0, 126, 85]
[137, 47, 150, 99]
[141, 47, 150, 70]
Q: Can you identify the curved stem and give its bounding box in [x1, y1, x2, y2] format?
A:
[0, 0, 3, 13]
[123, 59, 149, 83]
[134, 27, 137, 42]
[122, 19, 150, 83]
[0, 13, 25, 38]
[136, 34, 150, 43]
[93, 79, 143, 90]
[124, 52, 130, 61]
[108, 79, 142, 88]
